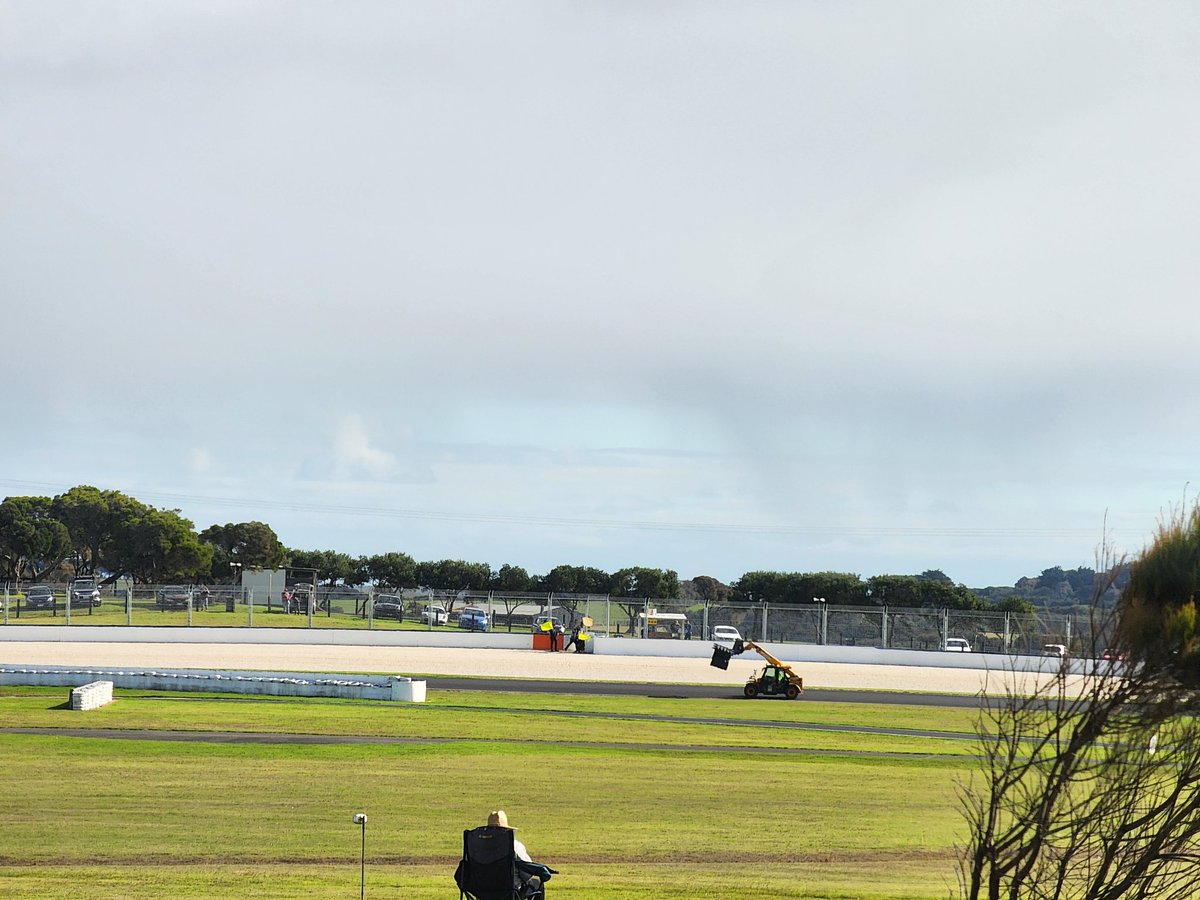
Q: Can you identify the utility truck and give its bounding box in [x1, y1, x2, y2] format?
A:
[709, 638, 804, 699]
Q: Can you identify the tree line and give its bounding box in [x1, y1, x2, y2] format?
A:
[1, 484, 1041, 611]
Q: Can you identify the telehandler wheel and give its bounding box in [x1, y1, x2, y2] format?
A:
[785, 684, 800, 700]
[744, 683, 759, 699]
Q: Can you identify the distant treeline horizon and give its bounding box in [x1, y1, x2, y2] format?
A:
[2, 485, 1122, 612]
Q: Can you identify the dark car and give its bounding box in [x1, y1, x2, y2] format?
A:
[24, 585, 56, 611]
[372, 596, 404, 620]
[157, 586, 194, 611]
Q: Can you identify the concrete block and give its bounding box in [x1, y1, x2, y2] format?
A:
[70, 680, 114, 711]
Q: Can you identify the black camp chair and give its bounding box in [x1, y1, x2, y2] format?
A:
[455, 825, 555, 900]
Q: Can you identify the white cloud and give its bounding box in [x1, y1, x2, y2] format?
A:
[3, 3, 1198, 586]
[329, 414, 397, 480]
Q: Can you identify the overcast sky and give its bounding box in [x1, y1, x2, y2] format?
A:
[3, 2, 1198, 588]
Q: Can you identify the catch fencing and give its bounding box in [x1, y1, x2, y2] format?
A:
[0, 582, 1101, 656]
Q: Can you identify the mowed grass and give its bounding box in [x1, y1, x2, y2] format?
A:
[0, 686, 976, 898]
[0, 687, 981, 755]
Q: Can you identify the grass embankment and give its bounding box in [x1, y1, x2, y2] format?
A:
[0, 687, 976, 898]
[2, 605, 427, 630]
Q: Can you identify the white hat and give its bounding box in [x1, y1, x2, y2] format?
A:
[487, 809, 516, 829]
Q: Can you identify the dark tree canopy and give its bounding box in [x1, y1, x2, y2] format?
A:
[363, 552, 417, 591]
[493, 563, 533, 592]
[200, 521, 286, 578]
[0, 496, 71, 581]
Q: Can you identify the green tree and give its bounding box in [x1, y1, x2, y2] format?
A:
[609, 566, 678, 599]
[413, 559, 492, 591]
[731, 570, 788, 604]
[867, 574, 924, 607]
[48, 486, 209, 583]
[494, 564, 533, 592]
[540, 564, 609, 594]
[111, 507, 212, 583]
[543, 564, 580, 593]
[51, 485, 118, 574]
[688, 575, 731, 606]
[363, 552, 417, 591]
[288, 549, 360, 588]
[0, 495, 71, 582]
[200, 522, 286, 579]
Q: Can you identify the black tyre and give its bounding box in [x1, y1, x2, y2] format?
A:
[744, 683, 759, 699]
[786, 684, 800, 700]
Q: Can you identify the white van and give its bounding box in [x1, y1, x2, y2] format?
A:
[942, 638, 972, 652]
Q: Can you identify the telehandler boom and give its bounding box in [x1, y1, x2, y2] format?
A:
[709, 638, 804, 699]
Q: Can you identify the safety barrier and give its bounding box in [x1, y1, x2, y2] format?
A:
[69, 680, 114, 711]
[0, 665, 426, 702]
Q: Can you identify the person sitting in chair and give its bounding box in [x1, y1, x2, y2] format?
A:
[488, 810, 547, 894]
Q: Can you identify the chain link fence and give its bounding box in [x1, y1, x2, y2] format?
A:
[0, 582, 1106, 656]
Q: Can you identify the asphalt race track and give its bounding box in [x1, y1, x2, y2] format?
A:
[424, 675, 983, 708]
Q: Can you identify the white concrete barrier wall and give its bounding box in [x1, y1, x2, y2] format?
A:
[0, 626, 1083, 676]
[0, 666, 427, 702]
[70, 680, 113, 711]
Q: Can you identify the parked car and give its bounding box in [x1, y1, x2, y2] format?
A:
[1101, 648, 1127, 661]
[24, 585, 56, 611]
[420, 605, 448, 626]
[69, 576, 102, 608]
[372, 596, 404, 620]
[1042, 643, 1068, 659]
[712, 625, 741, 643]
[532, 615, 563, 634]
[156, 585, 193, 611]
[458, 606, 490, 631]
[942, 638, 972, 652]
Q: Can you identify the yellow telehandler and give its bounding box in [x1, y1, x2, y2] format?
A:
[710, 638, 804, 699]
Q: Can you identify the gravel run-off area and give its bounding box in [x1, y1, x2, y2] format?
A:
[0, 641, 1044, 695]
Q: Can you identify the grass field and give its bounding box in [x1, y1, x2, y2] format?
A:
[0, 685, 977, 898]
[1, 604, 426, 630]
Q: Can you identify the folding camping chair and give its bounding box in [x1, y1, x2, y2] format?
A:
[454, 825, 554, 900]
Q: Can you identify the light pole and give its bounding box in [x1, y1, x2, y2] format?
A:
[813, 597, 827, 646]
[230, 562, 243, 618]
[352, 812, 367, 899]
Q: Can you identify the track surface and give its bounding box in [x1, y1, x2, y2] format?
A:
[424, 675, 982, 707]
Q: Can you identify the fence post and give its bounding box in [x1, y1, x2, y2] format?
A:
[881, 606, 889, 648]
[761, 601, 768, 642]
[126, 588, 132, 626]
